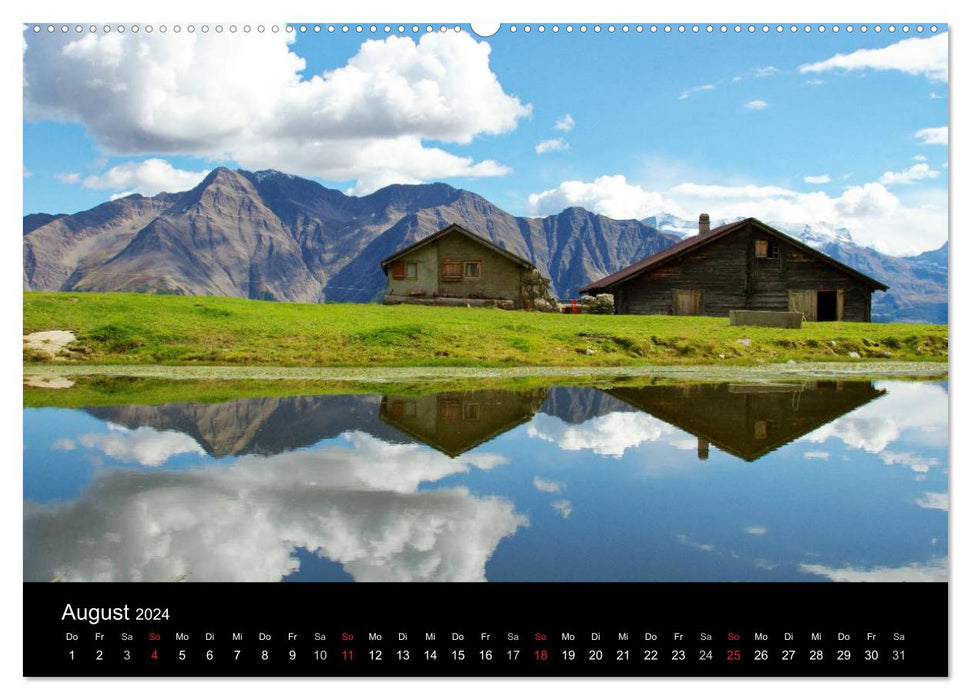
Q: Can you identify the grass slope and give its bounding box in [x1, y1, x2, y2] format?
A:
[24, 292, 948, 367]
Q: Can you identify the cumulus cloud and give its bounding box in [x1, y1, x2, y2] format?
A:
[54, 172, 80, 184]
[754, 66, 779, 78]
[79, 158, 210, 196]
[529, 173, 946, 254]
[802, 382, 948, 455]
[800, 557, 947, 582]
[803, 174, 831, 184]
[914, 154, 928, 162]
[535, 138, 569, 155]
[527, 411, 678, 458]
[551, 500, 573, 519]
[533, 476, 564, 493]
[744, 526, 768, 536]
[878, 162, 940, 185]
[745, 99, 768, 110]
[916, 492, 948, 510]
[78, 424, 206, 467]
[679, 84, 715, 100]
[23, 31, 530, 194]
[554, 114, 575, 131]
[915, 126, 948, 145]
[24, 431, 526, 582]
[799, 33, 948, 82]
[803, 451, 830, 461]
[527, 175, 668, 221]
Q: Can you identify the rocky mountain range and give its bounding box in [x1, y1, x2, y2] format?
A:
[24, 168, 947, 322]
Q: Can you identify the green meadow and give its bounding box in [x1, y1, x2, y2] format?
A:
[24, 292, 948, 368]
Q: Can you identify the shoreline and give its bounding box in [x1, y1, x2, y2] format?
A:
[23, 361, 948, 384]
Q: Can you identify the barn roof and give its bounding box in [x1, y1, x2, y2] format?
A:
[579, 217, 888, 293]
[380, 223, 536, 272]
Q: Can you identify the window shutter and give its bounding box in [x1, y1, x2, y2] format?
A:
[392, 262, 406, 280]
[755, 240, 768, 258]
[442, 260, 462, 281]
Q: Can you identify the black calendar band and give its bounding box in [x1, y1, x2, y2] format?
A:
[24, 582, 947, 678]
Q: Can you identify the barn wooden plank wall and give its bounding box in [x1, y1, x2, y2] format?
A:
[614, 222, 874, 321]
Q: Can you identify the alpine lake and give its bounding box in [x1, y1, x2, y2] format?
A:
[24, 369, 948, 584]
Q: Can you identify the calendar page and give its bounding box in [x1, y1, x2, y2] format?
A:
[22, 17, 949, 678]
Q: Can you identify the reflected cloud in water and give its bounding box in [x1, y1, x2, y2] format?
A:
[799, 558, 947, 582]
[25, 433, 526, 583]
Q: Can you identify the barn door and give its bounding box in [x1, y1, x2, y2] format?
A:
[788, 290, 817, 321]
[836, 289, 845, 321]
[673, 289, 703, 316]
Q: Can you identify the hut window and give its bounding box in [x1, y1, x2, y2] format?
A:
[405, 263, 418, 279]
[789, 251, 811, 262]
[442, 260, 463, 282]
[463, 402, 480, 421]
[464, 261, 481, 278]
[755, 239, 779, 260]
[391, 262, 406, 280]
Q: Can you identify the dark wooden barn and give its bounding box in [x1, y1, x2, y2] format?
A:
[580, 215, 888, 321]
[608, 381, 886, 462]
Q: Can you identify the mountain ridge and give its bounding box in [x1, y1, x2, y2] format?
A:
[24, 169, 946, 322]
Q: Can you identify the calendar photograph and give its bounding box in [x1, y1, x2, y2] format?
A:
[21, 22, 949, 677]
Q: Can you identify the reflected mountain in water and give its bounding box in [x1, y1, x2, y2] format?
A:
[608, 381, 886, 461]
[83, 382, 887, 462]
[380, 389, 549, 457]
[87, 395, 410, 457]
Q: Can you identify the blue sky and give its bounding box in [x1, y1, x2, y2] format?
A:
[23, 23, 948, 254]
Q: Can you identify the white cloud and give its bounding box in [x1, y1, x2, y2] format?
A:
[744, 526, 768, 536]
[803, 174, 831, 184]
[527, 411, 678, 458]
[54, 172, 80, 184]
[78, 424, 206, 467]
[916, 492, 948, 510]
[671, 183, 795, 199]
[529, 173, 946, 254]
[24, 431, 526, 582]
[679, 84, 715, 100]
[533, 476, 564, 493]
[527, 175, 668, 221]
[800, 558, 947, 582]
[677, 534, 715, 552]
[803, 451, 830, 461]
[24, 31, 529, 194]
[754, 66, 779, 78]
[880, 451, 940, 474]
[535, 138, 569, 155]
[802, 382, 947, 454]
[930, 92, 944, 99]
[551, 500, 573, 519]
[745, 99, 768, 110]
[80, 159, 210, 196]
[553, 114, 575, 132]
[915, 126, 948, 145]
[799, 33, 948, 82]
[878, 162, 940, 185]
[805, 79, 825, 86]
[914, 154, 928, 162]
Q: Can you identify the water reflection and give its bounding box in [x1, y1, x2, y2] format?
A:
[24, 379, 947, 583]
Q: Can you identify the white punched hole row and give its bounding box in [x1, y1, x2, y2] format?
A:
[29, 24, 940, 36]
